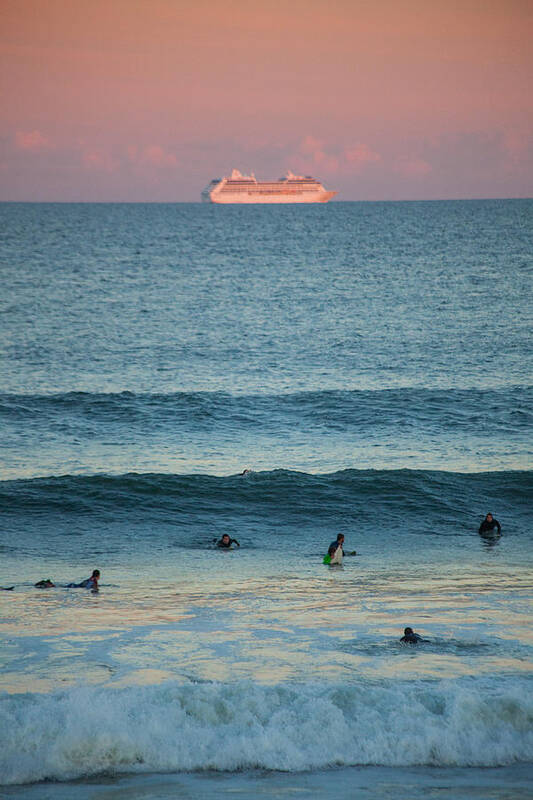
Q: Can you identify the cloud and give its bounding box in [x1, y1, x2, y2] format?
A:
[15, 130, 50, 151]
[292, 135, 340, 174]
[344, 143, 381, 168]
[78, 141, 179, 179]
[128, 144, 179, 168]
[393, 157, 432, 177]
[290, 136, 383, 176]
[82, 149, 117, 172]
[299, 135, 324, 157]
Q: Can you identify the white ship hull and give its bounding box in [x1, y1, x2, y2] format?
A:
[202, 169, 337, 204]
[208, 190, 336, 204]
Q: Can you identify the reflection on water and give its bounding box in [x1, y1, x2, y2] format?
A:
[1, 549, 532, 694]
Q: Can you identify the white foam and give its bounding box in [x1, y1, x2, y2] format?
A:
[1, 677, 532, 785]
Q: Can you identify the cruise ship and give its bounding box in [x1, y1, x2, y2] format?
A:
[201, 169, 337, 204]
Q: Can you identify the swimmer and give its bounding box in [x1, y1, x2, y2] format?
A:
[67, 569, 100, 590]
[478, 513, 501, 536]
[400, 626, 429, 644]
[215, 534, 240, 549]
[34, 579, 55, 588]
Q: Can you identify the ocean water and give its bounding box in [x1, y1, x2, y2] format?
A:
[0, 200, 532, 799]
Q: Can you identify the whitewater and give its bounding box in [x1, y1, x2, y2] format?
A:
[1, 199, 532, 799]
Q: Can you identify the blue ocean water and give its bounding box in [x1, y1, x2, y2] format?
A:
[0, 200, 532, 798]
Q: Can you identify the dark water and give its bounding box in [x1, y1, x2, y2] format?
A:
[0, 200, 532, 796]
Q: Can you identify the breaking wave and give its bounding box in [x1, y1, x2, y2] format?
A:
[1, 677, 532, 785]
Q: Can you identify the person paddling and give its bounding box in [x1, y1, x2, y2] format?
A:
[79, 569, 100, 589]
[67, 569, 100, 590]
[400, 626, 429, 644]
[215, 534, 240, 549]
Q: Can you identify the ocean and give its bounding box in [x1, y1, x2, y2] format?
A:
[1, 199, 532, 799]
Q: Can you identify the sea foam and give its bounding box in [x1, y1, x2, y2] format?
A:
[1, 677, 532, 785]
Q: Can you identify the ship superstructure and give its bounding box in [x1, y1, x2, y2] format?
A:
[201, 169, 337, 204]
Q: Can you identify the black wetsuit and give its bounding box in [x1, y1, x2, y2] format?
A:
[216, 538, 240, 549]
[479, 518, 501, 535]
[66, 576, 98, 589]
[79, 577, 98, 588]
[400, 632, 426, 644]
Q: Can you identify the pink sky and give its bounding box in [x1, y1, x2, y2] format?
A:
[1, 0, 532, 200]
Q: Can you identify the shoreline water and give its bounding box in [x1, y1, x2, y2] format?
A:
[2, 765, 533, 799]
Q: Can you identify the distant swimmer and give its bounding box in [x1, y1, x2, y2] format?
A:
[240, 469, 251, 476]
[67, 569, 100, 590]
[34, 579, 55, 588]
[479, 513, 501, 536]
[215, 534, 240, 549]
[400, 627, 429, 644]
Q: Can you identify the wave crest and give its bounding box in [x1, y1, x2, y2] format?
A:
[1, 678, 532, 785]
[1, 468, 531, 523]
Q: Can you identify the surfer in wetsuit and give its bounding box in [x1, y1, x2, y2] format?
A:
[215, 534, 240, 549]
[323, 533, 356, 564]
[67, 569, 100, 590]
[328, 533, 345, 560]
[478, 513, 501, 536]
[400, 627, 428, 644]
[79, 570, 100, 589]
[34, 579, 55, 588]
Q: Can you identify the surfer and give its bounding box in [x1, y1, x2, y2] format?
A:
[34, 579, 55, 588]
[323, 533, 345, 564]
[329, 533, 345, 558]
[215, 534, 240, 549]
[478, 513, 501, 536]
[400, 627, 428, 644]
[67, 569, 100, 590]
[80, 570, 100, 589]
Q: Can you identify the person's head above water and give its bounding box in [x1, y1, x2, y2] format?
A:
[92, 570, 100, 579]
[221, 534, 231, 543]
[485, 513, 493, 522]
[336, 534, 345, 543]
[404, 627, 414, 635]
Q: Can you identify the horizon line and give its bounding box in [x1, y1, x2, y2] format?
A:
[1, 196, 532, 205]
